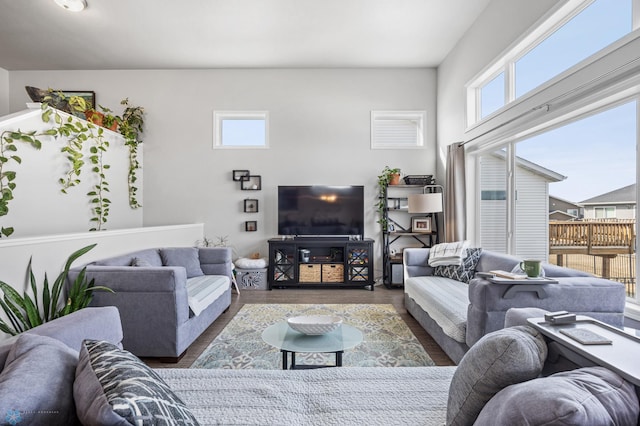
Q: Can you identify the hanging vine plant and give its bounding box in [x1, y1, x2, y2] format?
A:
[0, 129, 46, 237]
[87, 127, 111, 231]
[117, 98, 145, 209]
[0, 88, 145, 237]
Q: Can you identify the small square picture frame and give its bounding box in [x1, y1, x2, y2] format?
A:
[244, 199, 259, 213]
[241, 175, 262, 190]
[411, 217, 431, 233]
[233, 170, 250, 181]
[245, 221, 257, 232]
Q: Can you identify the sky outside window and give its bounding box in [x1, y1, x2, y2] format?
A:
[221, 119, 266, 146]
[516, 101, 636, 203]
[480, 72, 505, 118]
[515, 0, 632, 98]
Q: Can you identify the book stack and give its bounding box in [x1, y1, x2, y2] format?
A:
[489, 270, 528, 280]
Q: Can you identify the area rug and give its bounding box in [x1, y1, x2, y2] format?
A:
[191, 303, 434, 369]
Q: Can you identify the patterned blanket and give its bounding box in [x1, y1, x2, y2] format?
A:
[428, 241, 469, 266]
[158, 366, 456, 425]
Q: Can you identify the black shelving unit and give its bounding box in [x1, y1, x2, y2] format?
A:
[381, 185, 438, 288]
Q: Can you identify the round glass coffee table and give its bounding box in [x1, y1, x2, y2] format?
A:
[262, 321, 363, 370]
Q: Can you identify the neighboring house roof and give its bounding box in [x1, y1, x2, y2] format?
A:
[491, 151, 566, 183]
[549, 210, 578, 220]
[580, 184, 636, 206]
[549, 195, 582, 208]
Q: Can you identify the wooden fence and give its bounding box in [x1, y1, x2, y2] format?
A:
[549, 220, 636, 297]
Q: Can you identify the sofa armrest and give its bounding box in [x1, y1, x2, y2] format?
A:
[466, 276, 626, 347]
[27, 306, 123, 349]
[199, 247, 233, 277]
[68, 265, 190, 333]
[0, 306, 123, 370]
[403, 248, 434, 279]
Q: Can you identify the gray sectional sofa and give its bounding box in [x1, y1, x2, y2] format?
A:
[1, 307, 637, 425]
[67, 246, 233, 360]
[403, 247, 627, 363]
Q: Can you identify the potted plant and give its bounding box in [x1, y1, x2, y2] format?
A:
[0, 244, 112, 336]
[376, 166, 401, 231]
[85, 105, 118, 132]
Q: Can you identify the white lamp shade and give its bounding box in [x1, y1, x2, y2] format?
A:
[407, 193, 443, 214]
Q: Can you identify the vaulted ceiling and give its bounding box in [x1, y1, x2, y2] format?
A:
[0, 0, 490, 70]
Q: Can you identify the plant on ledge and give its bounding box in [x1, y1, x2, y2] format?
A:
[0, 243, 113, 336]
[0, 88, 146, 236]
[376, 166, 401, 231]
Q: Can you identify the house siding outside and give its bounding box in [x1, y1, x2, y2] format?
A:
[581, 184, 636, 220]
[480, 155, 507, 253]
[481, 154, 560, 261]
[515, 166, 550, 261]
[549, 195, 582, 219]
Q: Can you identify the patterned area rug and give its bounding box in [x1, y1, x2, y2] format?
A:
[191, 303, 434, 369]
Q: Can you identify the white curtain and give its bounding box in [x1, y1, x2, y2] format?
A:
[445, 142, 466, 242]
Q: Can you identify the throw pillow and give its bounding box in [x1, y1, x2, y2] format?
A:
[474, 367, 640, 425]
[160, 247, 204, 278]
[74, 339, 199, 426]
[446, 325, 547, 426]
[131, 256, 153, 267]
[434, 248, 482, 284]
[0, 334, 80, 425]
[235, 257, 268, 269]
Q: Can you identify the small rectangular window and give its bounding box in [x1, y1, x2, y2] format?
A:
[213, 111, 269, 149]
[481, 190, 507, 200]
[371, 111, 426, 149]
[594, 206, 616, 218]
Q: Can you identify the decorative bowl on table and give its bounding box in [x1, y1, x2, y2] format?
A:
[287, 315, 343, 335]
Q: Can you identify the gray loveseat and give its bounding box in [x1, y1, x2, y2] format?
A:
[0, 307, 637, 425]
[67, 246, 232, 360]
[403, 248, 627, 363]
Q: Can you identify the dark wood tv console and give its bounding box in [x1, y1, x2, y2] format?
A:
[267, 238, 375, 290]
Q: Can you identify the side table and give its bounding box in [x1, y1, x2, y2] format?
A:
[528, 315, 640, 386]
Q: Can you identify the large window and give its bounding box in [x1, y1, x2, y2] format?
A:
[469, 0, 635, 123]
[478, 101, 637, 296]
[467, 0, 640, 314]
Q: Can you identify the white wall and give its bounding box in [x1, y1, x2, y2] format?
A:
[7, 69, 436, 275]
[0, 68, 8, 116]
[436, 0, 558, 243]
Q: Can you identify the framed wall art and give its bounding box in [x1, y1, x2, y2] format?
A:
[60, 90, 96, 117]
[411, 217, 432, 233]
[244, 199, 259, 213]
[233, 170, 250, 181]
[241, 175, 262, 190]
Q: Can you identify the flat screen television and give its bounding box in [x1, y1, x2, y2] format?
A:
[278, 185, 364, 237]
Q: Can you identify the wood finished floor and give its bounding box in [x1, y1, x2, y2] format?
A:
[144, 284, 455, 369]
